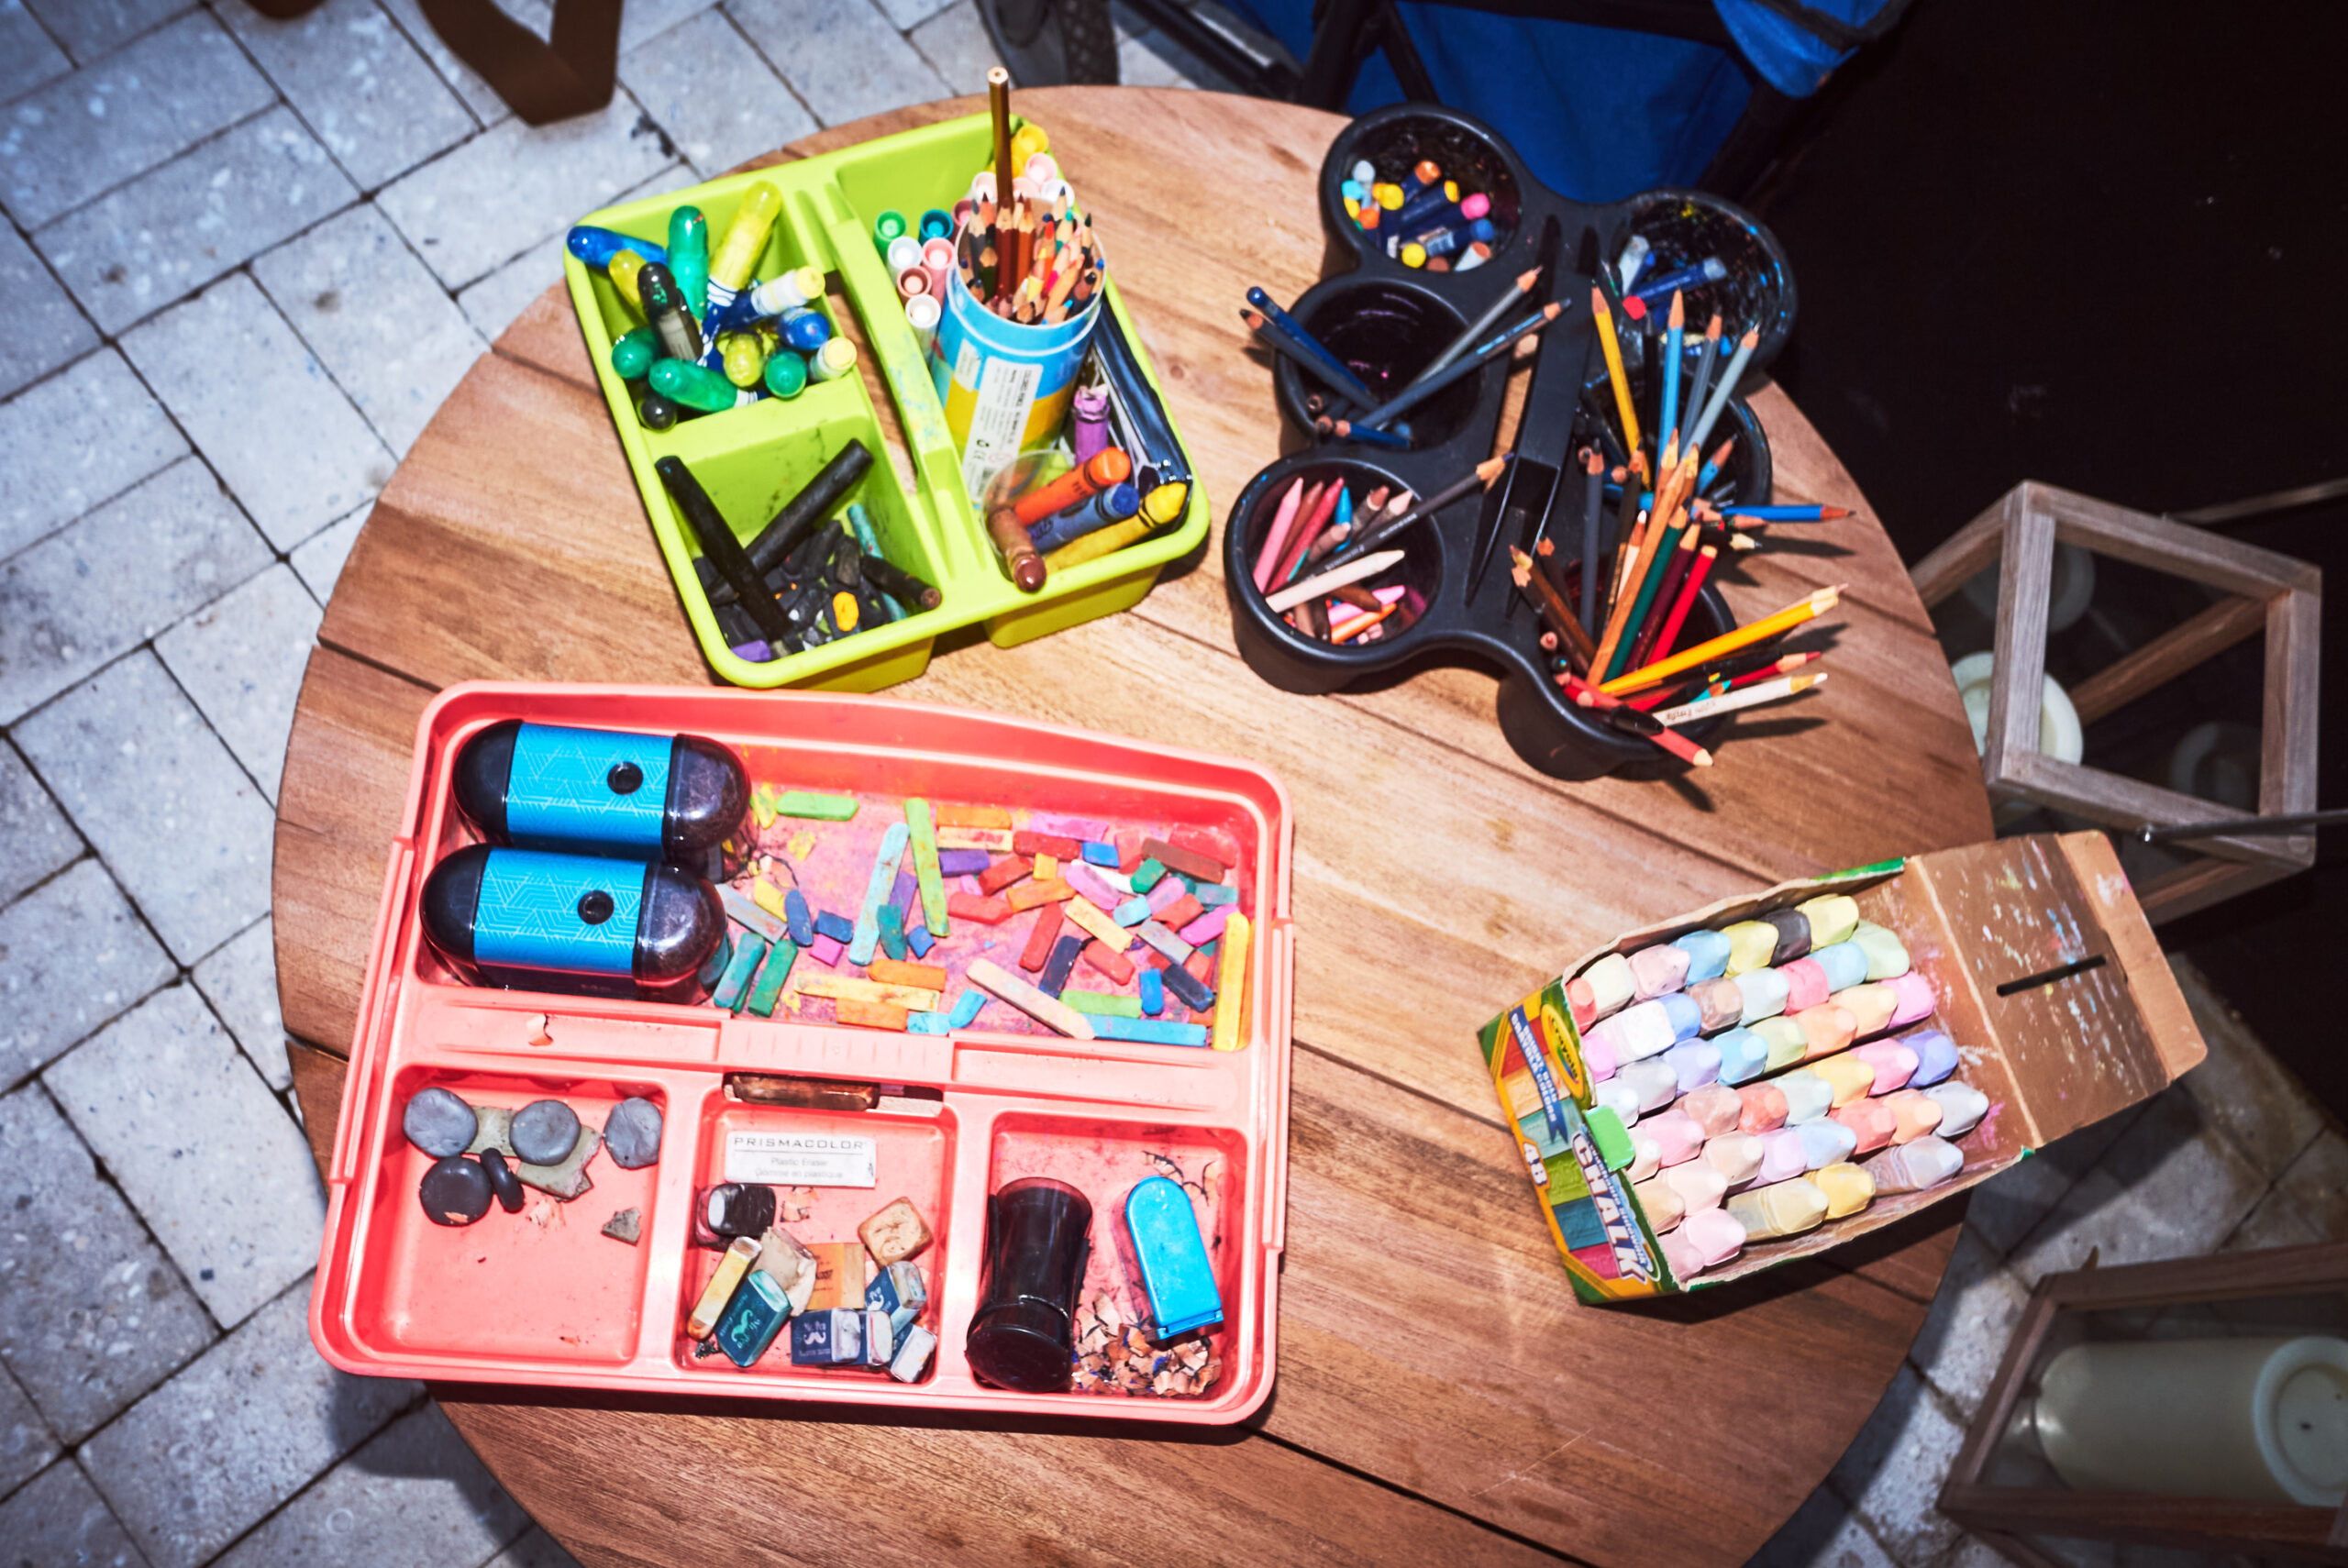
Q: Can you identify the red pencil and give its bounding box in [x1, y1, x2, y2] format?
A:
[1558, 673, 1711, 767]
[1645, 538, 1718, 667]
[1629, 649, 1821, 711]
[1271, 479, 1345, 588]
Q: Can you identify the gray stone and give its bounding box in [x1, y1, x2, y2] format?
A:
[418, 1154, 492, 1225]
[1827, 1364, 1966, 1566]
[1909, 1224, 2032, 1420]
[401, 1086, 475, 1157]
[0, 0, 71, 104]
[78, 1284, 415, 1568]
[212, 1403, 529, 1568]
[0, 741, 81, 908]
[38, 107, 360, 336]
[0, 458, 271, 723]
[2276, 1130, 2348, 1240]
[621, 8, 815, 180]
[43, 986, 325, 1326]
[2169, 954, 2323, 1181]
[602, 1096, 661, 1167]
[289, 503, 370, 602]
[485, 1525, 586, 1568]
[122, 276, 392, 551]
[0, 860, 174, 1094]
[15, 653, 275, 963]
[2221, 1182, 2323, 1253]
[377, 0, 538, 125]
[510, 1098, 581, 1165]
[0, 13, 273, 230]
[1965, 1103, 2144, 1258]
[151, 563, 322, 802]
[0, 1364, 60, 1498]
[728, 0, 951, 129]
[0, 348, 187, 561]
[191, 918, 289, 1091]
[907, 0, 1006, 96]
[252, 204, 486, 457]
[0, 217, 96, 403]
[0, 1458, 154, 1568]
[0, 1085, 214, 1442]
[22, 0, 188, 62]
[602, 1206, 641, 1245]
[617, 0, 717, 50]
[453, 162, 695, 341]
[220, 0, 475, 191]
[376, 93, 676, 290]
[1748, 1483, 1896, 1568]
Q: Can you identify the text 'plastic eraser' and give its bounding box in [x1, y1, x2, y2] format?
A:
[1124, 1176, 1224, 1339]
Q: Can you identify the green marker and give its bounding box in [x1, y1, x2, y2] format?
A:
[872, 209, 907, 255]
[668, 205, 710, 317]
[650, 358, 754, 414]
[610, 326, 656, 381]
[763, 349, 807, 401]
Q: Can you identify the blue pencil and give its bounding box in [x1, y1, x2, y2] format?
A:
[1244, 286, 1375, 404]
[1719, 503, 1852, 521]
[1658, 290, 1684, 449]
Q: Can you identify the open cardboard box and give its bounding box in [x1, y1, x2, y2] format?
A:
[1477, 833, 2206, 1302]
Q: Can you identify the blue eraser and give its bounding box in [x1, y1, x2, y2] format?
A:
[784, 887, 814, 946]
[1139, 967, 1165, 1016]
[1124, 1175, 1224, 1338]
[790, 1308, 863, 1365]
[1090, 1016, 1210, 1047]
[1160, 961, 1213, 1012]
[1671, 928, 1733, 982]
[714, 1266, 791, 1368]
[1658, 991, 1702, 1042]
[938, 849, 989, 876]
[906, 923, 935, 959]
[1080, 841, 1120, 867]
[948, 988, 984, 1028]
[1714, 1026, 1769, 1084]
[814, 910, 854, 943]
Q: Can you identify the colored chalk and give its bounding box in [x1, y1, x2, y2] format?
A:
[1657, 1225, 1707, 1281]
[776, 791, 858, 820]
[937, 848, 990, 876]
[1060, 894, 1131, 954]
[1850, 921, 1911, 980]
[980, 855, 1035, 896]
[1809, 941, 1868, 993]
[1665, 1039, 1723, 1094]
[1586, 1106, 1634, 1170]
[1144, 877, 1188, 918]
[1778, 958, 1831, 1013]
[1886, 971, 1936, 1027]
[1587, 999, 1676, 1065]
[1065, 862, 1125, 906]
[1180, 903, 1235, 946]
[1211, 911, 1251, 1053]
[1733, 966, 1790, 1023]
[1867, 1134, 1964, 1193]
[1754, 1129, 1808, 1185]
[1689, 977, 1744, 1033]
[814, 911, 854, 943]
[876, 904, 909, 961]
[1139, 967, 1165, 1014]
[1813, 1162, 1874, 1219]
[1737, 1082, 1789, 1134]
[1670, 928, 1733, 983]
[1829, 1098, 1897, 1154]
[1680, 1206, 1747, 1264]
[1659, 1158, 1726, 1212]
[1831, 984, 1897, 1039]
[1591, 1077, 1641, 1125]
[1091, 1016, 1213, 1046]
[1727, 1176, 1829, 1241]
[966, 958, 1094, 1039]
[907, 923, 934, 959]
[1680, 1082, 1742, 1138]
[1877, 1088, 1942, 1144]
[720, 884, 790, 944]
[1797, 895, 1859, 949]
[712, 933, 769, 1010]
[850, 823, 910, 965]
[946, 892, 1011, 923]
[809, 933, 845, 966]
[743, 939, 797, 1017]
[1752, 1015, 1809, 1070]
[1080, 841, 1119, 867]
[1922, 1080, 1988, 1137]
[1761, 909, 1811, 965]
[1714, 1027, 1769, 1084]
[1852, 1041, 1920, 1096]
[784, 887, 814, 946]
[1564, 977, 1598, 1031]
[904, 799, 947, 935]
[1195, 883, 1237, 906]
[1619, 1059, 1679, 1113]
[1160, 956, 1214, 1012]
[1128, 857, 1166, 892]
[1704, 1131, 1765, 1188]
[1580, 1035, 1618, 1083]
[1135, 920, 1194, 966]
[1581, 953, 1635, 1018]
[1039, 933, 1083, 997]
[1082, 940, 1136, 986]
[1657, 991, 1703, 1042]
[1720, 921, 1778, 977]
[1626, 1133, 1662, 1183]
[1811, 1053, 1874, 1108]
[1112, 895, 1149, 925]
[949, 988, 984, 1028]
[1629, 943, 1690, 999]
[1795, 1118, 1858, 1170]
[1645, 1109, 1706, 1166]
[1791, 1003, 1857, 1060]
[1775, 1069, 1834, 1124]
[1903, 1028, 1960, 1087]
[1633, 1174, 1685, 1232]
[1007, 879, 1076, 911]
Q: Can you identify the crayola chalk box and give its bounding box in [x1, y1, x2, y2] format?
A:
[1479, 833, 2205, 1303]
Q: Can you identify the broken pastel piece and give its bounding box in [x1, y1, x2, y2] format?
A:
[419, 1155, 493, 1226]
[1867, 1134, 1965, 1193]
[1726, 1176, 1829, 1241]
[1813, 1161, 1875, 1219]
[603, 1207, 644, 1244]
[858, 1197, 934, 1266]
[1922, 1080, 1988, 1138]
[404, 1087, 477, 1157]
[714, 1267, 792, 1368]
[603, 1097, 664, 1169]
[1670, 927, 1733, 983]
[1628, 942, 1690, 999]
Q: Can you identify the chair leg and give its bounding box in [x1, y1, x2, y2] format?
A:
[1298, 0, 1374, 107]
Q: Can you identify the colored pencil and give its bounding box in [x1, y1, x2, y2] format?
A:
[1578, 447, 1604, 632]
[1659, 290, 1685, 451]
[1266, 550, 1405, 613]
[1602, 585, 1842, 693]
[1246, 287, 1375, 404]
[988, 68, 1013, 265]
[1628, 524, 1701, 669]
[1510, 546, 1596, 670]
[1681, 313, 1723, 449]
[1249, 478, 1306, 591]
[1590, 286, 1641, 458]
[1600, 456, 1645, 626]
[1606, 513, 1686, 679]
[1630, 649, 1823, 711]
[1348, 302, 1565, 436]
[1242, 309, 1364, 406]
[1327, 419, 1412, 450]
[1720, 504, 1855, 521]
[1559, 673, 1711, 767]
[1328, 456, 1507, 567]
[1331, 603, 1397, 643]
[1696, 435, 1735, 497]
[1423, 267, 1542, 378]
[1654, 672, 1828, 725]
[1687, 326, 1759, 455]
[1271, 479, 1344, 587]
[1645, 538, 1716, 666]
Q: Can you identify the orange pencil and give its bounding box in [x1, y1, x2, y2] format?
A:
[1603, 586, 1844, 694]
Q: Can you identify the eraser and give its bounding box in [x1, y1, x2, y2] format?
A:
[1795, 1117, 1857, 1170]
[1645, 1109, 1705, 1166]
[1580, 953, 1635, 1019]
[1811, 1052, 1875, 1108]
[1736, 1082, 1789, 1134]
[1830, 984, 1897, 1039]
[1902, 1028, 1960, 1087]
[1733, 966, 1791, 1023]
[1812, 1161, 1874, 1219]
[1628, 942, 1691, 999]
[789, 1307, 863, 1365]
[1703, 1130, 1765, 1187]
[714, 1267, 792, 1368]
[1851, 921, 1911, 980]
[1790, 1002, 1857, 1061]
[1885, 970, 1936, 1028]
[1670, 928, 1733, 983]
[1659, 1158, 1725, 1212]
[1852, 1040, 1920, 1096]
[687, 1235, 762, 1339]
[889, 1323, 937, 1382]
[1754, 1128, 1808, 1185]
[1618, 1058, 1679, 1113]
[1796, 895, 1859, 949]
[1880, 1088, 1944, 1144]
[1689, 977, 1744, 1033]
[1714, 1027, 1769, 1085]
[1778, 957, 1830, 1013]
[1752, 1015, 1809, 1070]
[1726, 1176, 1828, 1241]
[1867, 1134, 1964, 1193]
[1760, 908, 1811, 966]
[1809, 940, 1867, 992]
[858, 1197, 933, 1265]
[1829, 1098, 1898, 1155]
[1775, 1068, 1834, 1124]
[1678, 1081, 1741, 1138]
[1720, 920, 1778, 977]
[1656, 991, 1703, 1042]
[1923, 1080, 1988, 1138]
[602, 1099, 660, 1170]
[1632, 1174, 1686, 1232]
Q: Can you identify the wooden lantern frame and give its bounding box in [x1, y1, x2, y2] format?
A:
[1940, 1241, 2348, 1565]
[1911, 481, 2321, 922]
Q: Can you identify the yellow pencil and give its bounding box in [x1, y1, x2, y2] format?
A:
[1591, 286, 1641, 458]
[1601, 586, 1844, 693]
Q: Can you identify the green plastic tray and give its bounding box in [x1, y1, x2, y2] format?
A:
[562, 112, 1211, 691]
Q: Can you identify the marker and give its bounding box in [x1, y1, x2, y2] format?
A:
[1631, 255, 1728, 302]
[668, 206, 709, 316]
[807, 337, 857, 381]
[638, 262, 701, 363]
[453, 720, 747, 861]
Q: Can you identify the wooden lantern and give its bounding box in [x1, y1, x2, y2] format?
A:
[1911, 481, 2321, 922]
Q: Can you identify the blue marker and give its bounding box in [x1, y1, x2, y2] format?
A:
[565, 226, 665, 268]
[1631, 256, 1728, 303]
[420, 845, 722, 999]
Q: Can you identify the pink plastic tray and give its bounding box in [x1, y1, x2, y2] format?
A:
[310, 682, 1293, 1424]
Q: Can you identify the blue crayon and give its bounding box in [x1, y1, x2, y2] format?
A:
[566, 225, 665, 268]
[1026, 482, 1141, 553]
[1631, 256, 1728, 303]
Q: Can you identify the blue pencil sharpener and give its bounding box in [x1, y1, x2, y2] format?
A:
[1124, 1176, 1224, 1340]
[419, 845, 724, 1000]
[454, 720, 748, 870]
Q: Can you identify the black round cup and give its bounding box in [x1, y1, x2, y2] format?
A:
[1269, 279, 1486, 448]
[1580, 382, 1775, 513]
[1322, 103, 1531, 271]
[1606, 190, 1797, 374]
[965, 1177, 1093, 1395]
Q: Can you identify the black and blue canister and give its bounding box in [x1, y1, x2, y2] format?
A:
[453, 720, 748, 866]
[419, 844, 723, 999]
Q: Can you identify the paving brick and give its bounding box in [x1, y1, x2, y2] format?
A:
[455, 161, 697, 341]
[0, 861, 173, 1093]
[2168, 954, 2323, 1181]
[0, 1364, 61, 1500]
[222, 0, 475, 191]
[728, 0, 951, 128]
[215, 1404, 529, 1568]
[377, 93, 676, 290]
[80, 1284, 415, 1568]
[122, 274, 392, 551]
[486, 1526, 586, 1568]
[2006, 1086, 2267, 1285]
[21, 0, 189, 62]
[0, 458, 270, 723]
[0, 217, 96, 403]
[1115, 25, 1227, 90]
[253, 204, 485, 457]
[0, 1458, 154, 1568]
[623, 8, 815, 180]
[907, 0, 1005, 96]
[1965, 1103, 2144, 1258]
[377, 0, 538, 125]
[0, 348, 186, 562]
[44, 986, 323, 1326]
[2221, 1181, 2322, 1253]
[2276, 1129, 2348, 1240]
[0, 13, 273, 230]
[620, 0, 718, 50]
[1750, 1484, 1897, 1568]
[0, 741, 80, 908]
[1828, 1364, 1966, 1567]
[0, 1, 72, 123]
[191, 918, 290, 1092]
[289, 502, 369, 602]
[1908, 1224, 2031, 1421]
[870, 0, 956, 39]
[14, 653, 275, 963]
[152, 563, 322, 801]
[0, 1084, 214, 1442]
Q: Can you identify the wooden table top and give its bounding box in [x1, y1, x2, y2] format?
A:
[272, 88, 1994, 1568]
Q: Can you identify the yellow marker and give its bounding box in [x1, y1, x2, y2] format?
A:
[606, 248, 647, 314]
[686, 1236, 760, 1339]
[1211, 911, 1251, 1052]
[1010, 121, 1049, 168]
[710, 182, 781, 293]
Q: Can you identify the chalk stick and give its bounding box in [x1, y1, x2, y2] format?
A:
[1761, 909, 1811, 966]
[711, 933, 768, 1010]
[876, 904, 909, 962]
[1139, 966, 1165, 1015]
[1791, 1002, 1857, 1061]
[743, 940, 797, 1017]
[1135, 920, 1194, 966]
[799, 974, 944, 1010]
[1778, 957, 1830, 1013]
[1689, 977, 1744, 1033]
[1657, 991, 1703, 1042]
[1666, 1040, 1723, 1095]
[1726, 1176, 1828, 1241]
[1061, 894, 1131, 954]
[1195, 882, 1237, 906]
[1755, 1129, 1808, 1185]
[719, 884, 791, 944]
[1775, 1068, 1834, 1124]
[1579, 1036, 1618, 1085]
[776, 791, 857, 820]
[1090, 1016, 1212, 1046]
[1703, 1131, 1764, 1187]
[1587, 999, 1676, 1065]
[907, 923, 934, 960]
[1880, 1088, 1944, 1144]
[1659, 1158, 1725, 1212]
[1866, 1134, 1964, 1193]
[1061, 860, 1121, 908]
[1902, 1028, 1960, 1088]
[907, 1010, 954, 1034]
[978, 855, 1033, 896]
[1733, 966, 1791, 1023]
[947, 892, 1013, 923]
[1058, 988, 1143, 1018]
[1885, 971, 1936, 1028]
[1811, 1052, 1875, 1108]
[1922, 1080, 1988, 1137]
[1681, 1206, 1747, 1265]
[938, 848, 990, 876]
[1629, 942, 1691, 999]
[903, 799, 947, 935]
[1626, 1133, 1662, 1184]
[836, 999, 911, 1032]
[850, 823, 910, 965]
[1211, 912, 1251, 1053]
[1830, 984, 1896, 1039]
[1160, 957, 1213, 1011]
[1796, 1117, 1857, 1170]
[949, 988, 983, 1028]
[1014, 832, 1082, 860]
[1618, 1058, 1679, 1113]
[1039, 933, 1083, 997]
[1720, 921, 1778, 977]
[1591, 1077, 1642, 1127]
[934, 805, 1012, 828]
[1796, 894, 1859, 949]
[1632, 1174, 1685, 1233]
[1852, 1040, 1919, 1095]
[1082, 940, 1136, 986]
[1829, 1097, 1897, 1154]
[1140, 837, 1225, 881]
[1714, 1027, 1769, 1085]
[1850, 921, 1910, 980]
[814, 910, 854, 943]
[1127, 856, 1166, 892]
[808, 933, 845, 966]
[1670, 928, 1733, 983]
[1580, 952, 1635, 1019]
[1585, 1106, 1634, 1170]
[1644, 1109, 1705, 1166]
[1752, 1015, 1809, 1071]
[966, 957, 1094, 1039]
[1736, 1082, 1789, 1135]
[936, 826, 1014, 852]
[1679, 1083, 1743, 1139]
[783, 887, 814, 946]
[1019, 901, 1065, 971]
[1813, 1161, 1874, 1219]
[1008, 878, 1076, 912]
[1809, 940, 1867, 993]
[1180, 903, 1234, 946]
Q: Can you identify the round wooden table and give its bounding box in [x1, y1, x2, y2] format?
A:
[274, 89, 1993, 1568]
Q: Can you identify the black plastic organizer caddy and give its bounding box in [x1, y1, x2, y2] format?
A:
[1224, 104, 1797, 783]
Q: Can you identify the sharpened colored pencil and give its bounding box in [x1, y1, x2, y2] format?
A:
[1720, 504, 1855, 521]
[1653, 672, 1828, 725]
[1559, 674, 1711, 767]
[1659, 290, 1685, 454]
[1348, 302, 1565, 436]
[1681, 313, 1723, 449]
[1591, 286, 1642, 458]
[1578, 447, 1604, 631]
[1687, 326, 1758, 455]
[1423, 267, 1542, 378]
[1510, 546, 1596, 671]
[1602, 585, 1843, 694]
